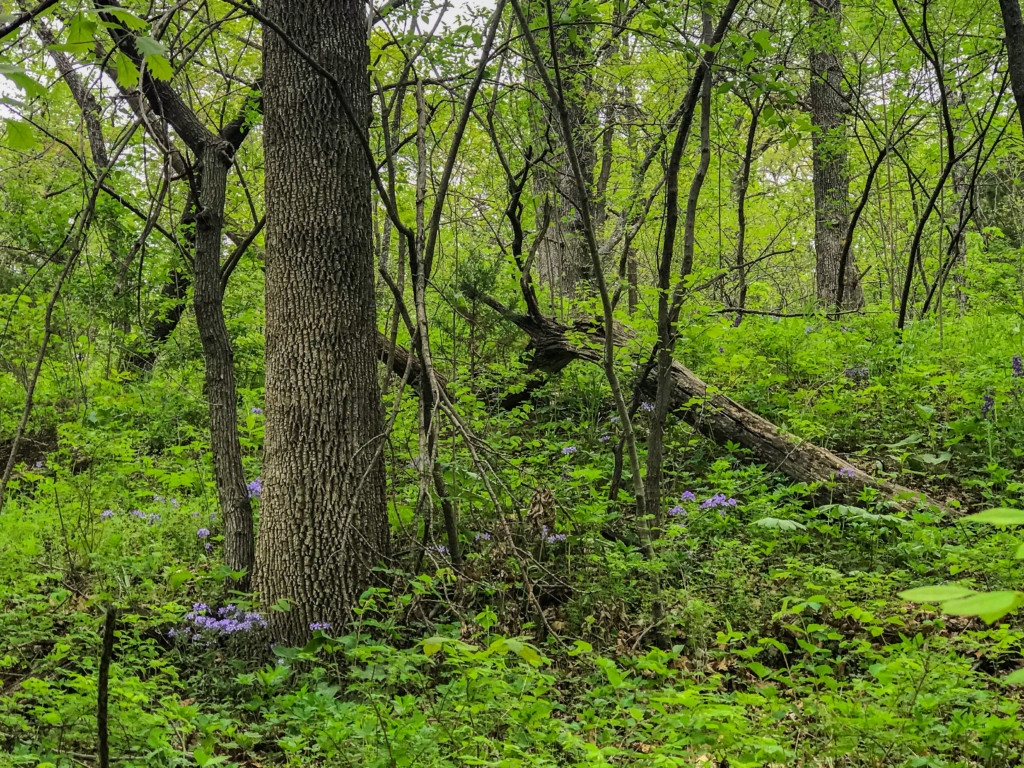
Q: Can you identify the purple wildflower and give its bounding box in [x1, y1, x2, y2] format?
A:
[1013, 355, 1023, 379]
[205, 542, 212, 551]
[474, 532, 492, 542]
[844, 367, 869, 380]
[170, 498, 179, 508]
[153, 495, 165, 502]
[610, 415, 620, 424]
[182, 604, 267, 638]
[804, 326, 813, 334]
[147, 513, 161, 524]
[251, 407, 263, 415]
[668, 505, 686, 517]
[680, 490, 696, 502]
[247, 477, 261, 499]
[210, 513, 216, 522]
[599, 435, 611, 442]
[196, 528, 211, 539]
[309, 622, 331, 632]
[33, 461, 44, 469]
[640, 401, 655, 413]
[838, 467, 856, 479]
[561, 446, 577, 455]
[130, 509, 145, 519]
[100, 509, 114, 520]
[718, 346, 725, 353]
[192, 512, 200, 518]
[431, 544, 449, 555]
[732, 315, 743, 328]
[700, 493, 738, 509]
[982, 390, 995, 417]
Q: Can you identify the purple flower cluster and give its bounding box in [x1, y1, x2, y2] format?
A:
[680, 490, 696, 502]
[838, 467, 856, 479]
[732, 315, 743, 328]
[1013, 355, 1023, 379]
[701, 493, 738, 509]
[640, 401, 655, 413]
[247, 477, 262, 499]
[804, 326, 813, 334]
[196, 528, 210, 539]
[561, 446, 577, 455]
[431, 544, 449, 556]
[844, 367, 869, 380]
[100, 509, 114, 520]
[541, 525, 567, 544]
[474, 532, 491, 542]
[982, 390, 995, 417]
[177, 604, 267, 639]
[599, 435, 611, 443]
[130, 509, 161, 524]
[309, 621, 331, 632]
[668, 505, 686, 517]
[251, 407, 263, 415]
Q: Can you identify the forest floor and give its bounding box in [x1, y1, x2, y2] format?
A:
[2, 312, 1024, 767]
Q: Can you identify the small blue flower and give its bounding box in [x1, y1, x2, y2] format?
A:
[1013, 355, 1023, 379]
[680, 491, 696, 502]
[251, 407, 263, 415]
[100, 509, 114, 520]
[668, 505, 686, 517]
[247, 477, 262, 499]
[196, 528, 211, 539]
[309, 621, 331, 631]
[839, 467, 856, 479]
[804, 326, 813, 334]
[982, 390, 995, 417]
[561, 446, 577, 455]
[640, 401, 655, 413]
[474, 532, 491, 542]
[599, 435, 611, 442]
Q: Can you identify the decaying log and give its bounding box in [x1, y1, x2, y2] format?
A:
[392, 293, 942, 512]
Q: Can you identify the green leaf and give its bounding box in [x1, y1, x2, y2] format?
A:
[941, 591, 1024, 623]
[1015, 541, 1024, 560]
[4, 120, 35, 151]
[65, 13, 97, 53]
[144, 54, 174, 81]
[747, 661, 771, 678]
[751, 517, 807, 531]
[963, 508, 1024, 526]
[1004, 668, 1024, 685]
[115, 51, 139, 88]
[135, 34, 166, 58]
[422, 637, 443, 656]
[568, 640, 592, 656]
[899, 585, 975, 603]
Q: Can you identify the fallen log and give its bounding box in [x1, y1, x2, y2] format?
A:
[415, 294, 943, 512]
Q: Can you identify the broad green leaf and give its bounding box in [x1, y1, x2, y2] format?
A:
[144, 54, 174, 81]
[65, 13, 97, 53]
[899, 585, 975, 602]
[941, 590, 1024, 623]
[115, 51, 139, 88]
[422, 637, 443, 656]
[751, 517, 807, 531]
[568, 639, 592, 656]
[963, 508, 1024, 526]
[1004, 668, 1024, 685]
[4, 120, 35, 151]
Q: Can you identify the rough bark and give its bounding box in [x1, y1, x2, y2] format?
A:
[256, 0, 389, 644]
[809, 0, 863, 309]
[193, 141, 254, 590]
[1000, 0, 1024, 138]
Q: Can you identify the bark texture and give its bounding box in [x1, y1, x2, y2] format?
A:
[809, 0, 863, 309]
[257, 0, 389, 644]
[1000, 0, 1024, 138]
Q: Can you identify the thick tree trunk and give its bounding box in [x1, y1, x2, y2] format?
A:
[257, 0, 389, 644]
[809, 0, 863, 309]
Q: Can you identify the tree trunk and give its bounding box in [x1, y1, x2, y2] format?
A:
[810, 0, 862, 309]
[192, 142, 255, 590]
[1000, 0, 1024, 138]
[256, 0, 389, 644]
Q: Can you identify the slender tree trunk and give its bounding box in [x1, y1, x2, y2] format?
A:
[192, 141, 254, 590]
[809, 0, 862, 308]
[256, 0, 389, 643]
